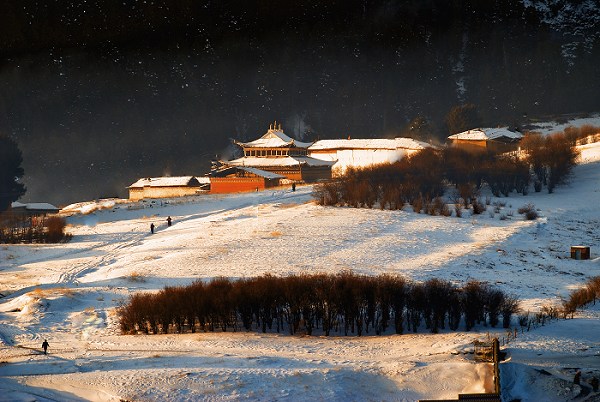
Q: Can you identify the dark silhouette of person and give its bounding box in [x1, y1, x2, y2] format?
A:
[591, 377, 599, 392]
[292, 183, 296, 192]
[42, 339, 49, 354]
[150, 223, 155, 234]
[167, 216, 172, 227]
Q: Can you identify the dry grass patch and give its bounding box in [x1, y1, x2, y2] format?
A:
[277, 203, 300, 209]
[127, 271, 146, 283]
[30, 287, 76, 298]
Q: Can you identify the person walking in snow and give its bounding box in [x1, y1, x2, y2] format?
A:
[167, 216, 172, 227]
[150, 223, 155, 234]
[574, 370, 582, 385]
[41, 339, 49, 354]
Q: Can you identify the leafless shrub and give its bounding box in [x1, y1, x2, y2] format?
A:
[411, 196, 424, 213]
[454, 198, 463, 218]
[517, 203, 538, 220]
[500, 295, 520, 328]
[471, 198, 486, 215]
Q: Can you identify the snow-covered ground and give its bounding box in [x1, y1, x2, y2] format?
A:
[525, 113, 600, 136]
[1, 141, 600, 401]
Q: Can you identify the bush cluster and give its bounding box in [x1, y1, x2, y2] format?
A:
[521, 131, 580, 193]
[118, 273, 519, 336]
[0, 214, 70, 243]
[314, 126, 584, 209]
[517, 203, 538, 220]
[562, 125, 600, 146]
[313, 147, 530, 210]
[563, 276, 600, 318]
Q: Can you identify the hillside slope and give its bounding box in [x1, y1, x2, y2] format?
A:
[0, 143, 599, 401]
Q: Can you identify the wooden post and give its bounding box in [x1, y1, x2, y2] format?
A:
[493, 338, 500, 395]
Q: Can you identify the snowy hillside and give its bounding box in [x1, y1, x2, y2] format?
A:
[1, 143, 600, 401]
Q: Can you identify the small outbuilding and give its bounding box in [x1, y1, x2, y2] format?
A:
[570, 246, 590, 260]
[209, 166, 284, 194]
[128, 176, 202, 201]
[9, 202, 60, 217]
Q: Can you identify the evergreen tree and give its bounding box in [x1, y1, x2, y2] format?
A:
[0, 135, 26, 212]
[445, 104, 482, 135]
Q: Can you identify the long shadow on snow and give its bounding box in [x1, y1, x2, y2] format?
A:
[0, 377, 88, 402]
[0, 352, 405, 399]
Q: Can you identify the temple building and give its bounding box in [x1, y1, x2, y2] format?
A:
[223, 122, 334, 182]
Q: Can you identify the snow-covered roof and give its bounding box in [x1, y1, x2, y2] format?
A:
[237, 167, 285, 179]
[11, 202, 59, 211]
[448, 127, 523, 141]
[210, 166, 285, 179]
[309, 138, 431, 151]
[225, 156, 335, 168]
[128, 176, 200, 188]
[235, 128, 313, 149]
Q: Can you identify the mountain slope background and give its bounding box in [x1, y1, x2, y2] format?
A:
[1, 0, 599, 204]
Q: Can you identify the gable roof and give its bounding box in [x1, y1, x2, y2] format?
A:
[309, 137, 431, 151]
[11, 202, 59, 211]
[225, 156, 335, 168]
[448, 127, 523, 141]
[128, 176, 201, 189]
[235, 128, 313, 149]
[210, 166, 285, 179]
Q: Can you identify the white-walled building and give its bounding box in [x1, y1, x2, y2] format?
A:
[127, 176, 205, 201]
[308, 138, 431, 176]
[448, 127, 522, 153]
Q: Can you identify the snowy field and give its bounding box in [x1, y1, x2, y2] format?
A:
[1, 135, 600, 401]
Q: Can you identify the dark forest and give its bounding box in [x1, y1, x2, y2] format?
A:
[1, 0, 598, 204]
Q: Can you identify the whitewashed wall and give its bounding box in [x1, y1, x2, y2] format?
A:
[310, 148, 419, 177]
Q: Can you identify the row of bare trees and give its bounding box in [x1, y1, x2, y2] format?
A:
[313, 129, 584, 210]
[118, 273, 519, 336]
[0, 215, 70, 243]
[562, 276, 600, 318]
[313, 147, 530, 210]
